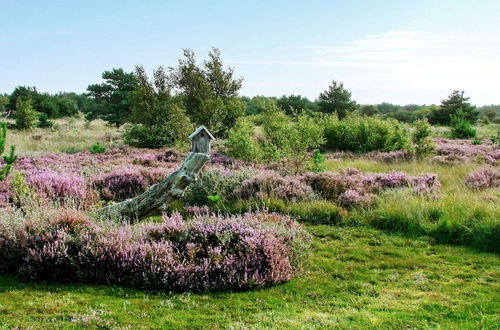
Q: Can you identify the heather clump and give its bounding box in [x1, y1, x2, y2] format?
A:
[26, 170, 86, 202]
[90, 169, 146, 201]
[0, 210, 309, 292]
[301, 168, 440, 208]
[432, 138, 499, 165]
[232, 170, 316, 202]
[465, 166, 500, 190]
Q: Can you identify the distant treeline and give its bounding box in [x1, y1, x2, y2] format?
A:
[241, 96, 500, 124]
[1, 48, 499, 130]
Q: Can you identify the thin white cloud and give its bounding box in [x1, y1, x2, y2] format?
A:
[235, 31, 500, 103]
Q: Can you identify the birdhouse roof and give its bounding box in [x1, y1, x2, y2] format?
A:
[189, 125, 215, 141]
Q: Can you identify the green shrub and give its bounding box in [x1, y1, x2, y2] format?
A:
[89, 142, 106, 154]
[411, 118, 435, 158]
[15, 97, 38, 130]
[37, 113, 54, 128]
[310, 149, 325, 172]
[450, 108, 476, 139]
[225, 118, 261, 162]
[0, 122, 16, 180]
[323, 114, 409, 152]
[226, 103, 323, 173]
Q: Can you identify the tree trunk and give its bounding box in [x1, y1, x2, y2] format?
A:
[96, 152, 209, 222]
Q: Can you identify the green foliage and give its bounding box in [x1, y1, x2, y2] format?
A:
[226, 103, 324, 172]
[410, 118, 435, 158]
[318, 80, 356, 118]
[482, 115, 490, 124]
[171, 48, 244, 137]
[429, 90, 479, 125]
[37, 113, 54, 128]
[0, 122, 16, 180]
[225, 118, 261, 162]
[323, 113, 409, 152]
[359, 104, 379, 117]
[124, 66, 193, 149]
[0, 95, 9, 113]
[450, 108, 477, 139]
[89, 142, 106, 154]
[277, 94, 317, 116]
[311, 149, 325, 172]
[86, 68, 138, 127]
[14, 97, 38, 130]
[8, 86, 78, 118]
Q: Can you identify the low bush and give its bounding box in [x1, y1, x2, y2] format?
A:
[323, 114, 409, 153]
[226, 103, 323, 172]
[0, 210, 310, 291]
[450, 109, 476, 139]
[89, 142, 106, 154]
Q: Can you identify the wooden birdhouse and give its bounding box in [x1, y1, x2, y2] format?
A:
[189, 125, 215, 153]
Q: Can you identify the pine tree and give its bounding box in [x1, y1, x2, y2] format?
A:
[0, 122, 17, 180]
[430, 90, 479, 125]
[15, 97, 38, 130]
[318, 80, 356, 119]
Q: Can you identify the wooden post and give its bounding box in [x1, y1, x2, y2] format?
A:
[96, 126, 214, 222]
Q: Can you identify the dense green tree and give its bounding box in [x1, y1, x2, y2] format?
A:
[318, 80, 356, 119]
[377, 102, 400, 114]
[170, 48, 244, 136]
[241, 96, 277, 115]
[124, 65, 193, 148]
[7, 87, 78, 118]
[8, 86, 38, 112]
[86, 68, 138, 127]
[429, 90, 479, 125]
[0, 95, 9, 113]
[15, 97, 38, 130]
[359, 104, 379, 117]
[277, 94, 316, 116]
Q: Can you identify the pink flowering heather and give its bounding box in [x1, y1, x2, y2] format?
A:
[91, 169, 146, 201]
[0, 210, 309, 292]
[232, 171, 315, 201]
[368, 149, 411, 162]
[465, 166, 500, 190]
[0, 179, 10, 207]
[301, 168, 440, 207]
[26, 170, 86, 202]
[432, 138, 499, 165]
[337, 189, 373, 208]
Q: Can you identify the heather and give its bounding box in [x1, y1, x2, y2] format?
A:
[465, 166, 500, 189]
[0, 209, 309, 292]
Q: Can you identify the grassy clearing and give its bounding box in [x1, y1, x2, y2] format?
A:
[431, 123, 499, 138]
[324, 157, 500, 253]
[0, 225, 498, 328]
[4, 117, 122, 156]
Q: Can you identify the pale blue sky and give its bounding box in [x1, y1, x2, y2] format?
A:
[1, 0, 499, 105]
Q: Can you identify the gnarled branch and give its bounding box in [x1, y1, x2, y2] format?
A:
[96, 152, 209, 222]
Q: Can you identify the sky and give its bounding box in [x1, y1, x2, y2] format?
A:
[1, 0, 499, 105]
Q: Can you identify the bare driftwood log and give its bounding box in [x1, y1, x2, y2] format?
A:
[96, 126, 214, 222]
[96, 152, 209, 222]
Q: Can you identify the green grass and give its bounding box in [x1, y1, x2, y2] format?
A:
[4, 117, 122, 156]
[0, 226, 498, 328]
[324, 157, 500, 253]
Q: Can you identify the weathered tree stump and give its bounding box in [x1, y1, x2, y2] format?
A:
[96, 126, 214, 222]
